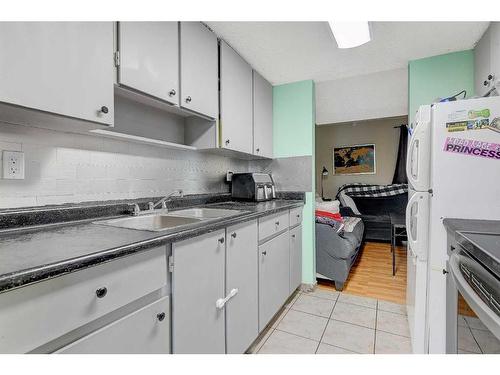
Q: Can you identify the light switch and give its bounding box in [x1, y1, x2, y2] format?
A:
[2, 151, 25, 179]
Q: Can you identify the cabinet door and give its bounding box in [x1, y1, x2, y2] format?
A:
[474, 26, 492, 97]
[0, 22, 114, 125]
[220, 41, 253, 154]
[253, 71, 273, 158]
[180, 22, 218, 119]
[490, 23, 500, 83]
[289, 225, 303, 294]
[56, 297, 170, 354]
[171, 230, 226, 353]
[118, 22, 179, 105]
[225, 220, 259, 354]
[258, 231, 290, 332]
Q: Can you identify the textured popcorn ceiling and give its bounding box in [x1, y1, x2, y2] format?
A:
[206, 21, 489, 84]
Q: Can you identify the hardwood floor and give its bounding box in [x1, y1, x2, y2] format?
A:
[318, 241, 408, 304]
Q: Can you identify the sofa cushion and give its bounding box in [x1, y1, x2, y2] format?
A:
[315, 219, 364, 260]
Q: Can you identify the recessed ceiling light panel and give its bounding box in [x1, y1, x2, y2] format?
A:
[329, 21, 371, 49]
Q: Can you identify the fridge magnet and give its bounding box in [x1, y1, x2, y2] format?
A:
[333, 144, 376, 175]
[487, 117, 500, 133]
[446, 118, 489, 132]
[468, 108, 490, 119]
[443, 136, 500, 160]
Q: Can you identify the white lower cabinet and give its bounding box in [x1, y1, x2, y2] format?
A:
[289, 225, 303, 294]
[225, 221, 259, 354]
[258, 231, 290, 332]
[56, 296, 170, 354]
[171, 230, 226, 354]
[171, 221, 259, 354]
[0, 247, 167, 354]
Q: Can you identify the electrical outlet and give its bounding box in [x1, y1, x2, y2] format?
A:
[2, 151, 25, 180]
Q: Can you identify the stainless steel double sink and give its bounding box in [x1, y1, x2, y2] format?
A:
[94, 207, 246, 232]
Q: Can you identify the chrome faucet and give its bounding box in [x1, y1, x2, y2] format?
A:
[129, 189, 183, 216]
[149, 189, 184, 211]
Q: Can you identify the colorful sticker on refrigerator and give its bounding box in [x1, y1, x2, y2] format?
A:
[446, 118, 490, 132]
[487, 117, 500, 133]
[468, 108, 490, 119]
[443, 136, 500, 160]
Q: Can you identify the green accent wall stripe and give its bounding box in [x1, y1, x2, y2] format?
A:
[273, 80, 316, 285]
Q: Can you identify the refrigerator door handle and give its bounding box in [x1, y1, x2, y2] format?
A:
[407, 107, 431, 191]
[406, 192, 419, 250]
[406, 136, 416, 187]
[406, 191, 430, 260]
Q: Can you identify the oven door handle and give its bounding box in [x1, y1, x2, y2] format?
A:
[449, 252, 500, 340]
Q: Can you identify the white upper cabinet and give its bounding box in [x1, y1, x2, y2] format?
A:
[118, 22, 179, 105]
[0, 22, 114, 125]
[475, 23, 500, 97]
[220, 40, 253, 154]
[252, 71, 273, 158]
[180, 22, 218, 119]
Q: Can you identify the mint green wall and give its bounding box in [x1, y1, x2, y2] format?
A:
[273, 80, 316, 285]
[273, 80, 315, 158]
[408, 50, 475, 125]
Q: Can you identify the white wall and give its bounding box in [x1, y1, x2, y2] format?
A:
[315, 68, 408, 125]
[0, 122, 249, 209]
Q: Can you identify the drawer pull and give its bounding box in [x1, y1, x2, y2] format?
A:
[157, 312, 166, 322]
[262, 251, 267, 256]
[218, 237, 225, 244]
[292, 234, 296, 238]
[231, 232, 237, 238]
[275, 221, 280, 226]
[95, 287, 107, 299]
[296, 214, 300, 218]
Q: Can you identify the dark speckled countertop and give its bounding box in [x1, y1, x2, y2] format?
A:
[0, 195, 304, 294]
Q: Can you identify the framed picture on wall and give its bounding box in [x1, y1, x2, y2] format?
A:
[333, 144, 376, 175]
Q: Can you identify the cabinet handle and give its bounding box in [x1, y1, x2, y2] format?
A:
[169, 89, 176, 97]
[292, 234, 296, 238]
[96, 287, 107, 298]
[488, 74, 494, 81]
[100, 106, 109, 114]
[275, 221, 280, 226]
[215, 288, 238, 309]
[218, 237, 225, 244]
[157, 312, 166, 322]
[231, 232, 237, 238]
[296, 214, 300, 218]
[262, 251, 267, 255]
[185, 96, 192, 103]
[256, 148, 260, 153]
[225, 139, 230, 145]
[484, 80, 489, 86]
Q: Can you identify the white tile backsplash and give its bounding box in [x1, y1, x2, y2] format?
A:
[0, 122, 250, 208]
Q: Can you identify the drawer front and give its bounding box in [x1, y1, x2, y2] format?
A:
[56, 296, 170, 354]
[258, 211, 289, 242]
[289, 207, 303, 228]
[0, 247, 167, 353]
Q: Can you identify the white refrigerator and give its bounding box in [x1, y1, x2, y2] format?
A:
[406, 96, 500, 353]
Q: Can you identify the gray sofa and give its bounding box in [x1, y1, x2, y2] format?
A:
[315, 219, 365, 291]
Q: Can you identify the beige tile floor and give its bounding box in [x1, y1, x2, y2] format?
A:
[250, 289, 412, 354]
[458, 314, 500, 354]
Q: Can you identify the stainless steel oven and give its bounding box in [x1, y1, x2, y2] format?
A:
[446, 236, 500, 354]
